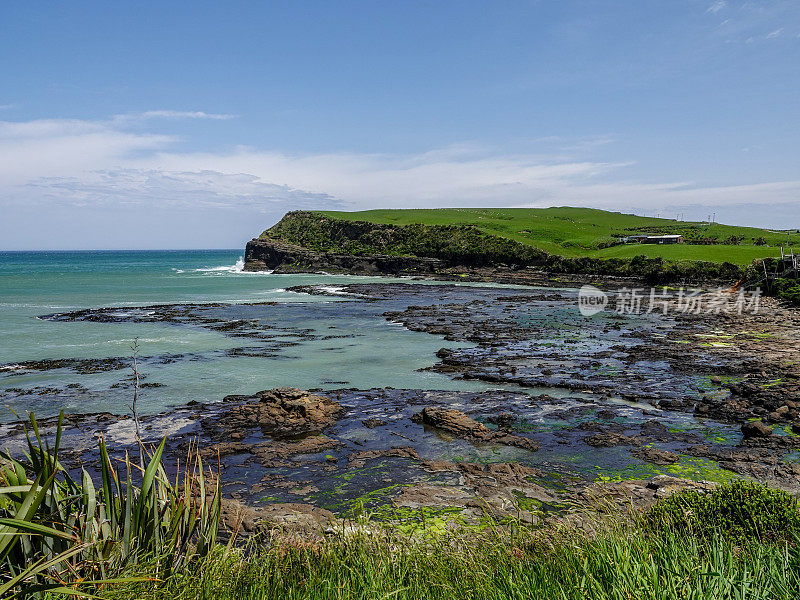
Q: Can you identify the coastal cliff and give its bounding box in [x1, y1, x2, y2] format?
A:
[245, 211, 746, 284]
[244, 210, 547, 274]
[244, 237, 445, 275]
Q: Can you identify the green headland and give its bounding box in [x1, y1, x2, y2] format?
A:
[311, 207, 798, 266]
[251, 207, 800, 287]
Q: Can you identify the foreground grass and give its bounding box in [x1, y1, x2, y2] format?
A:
[48, 523, 800, 600]
[45, 480, 800, 599]
[316, 207, 798, 265]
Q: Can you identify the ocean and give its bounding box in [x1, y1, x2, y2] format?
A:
[0, 250, 503, 422]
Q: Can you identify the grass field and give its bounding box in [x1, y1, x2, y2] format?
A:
[317, 207, 800, 266]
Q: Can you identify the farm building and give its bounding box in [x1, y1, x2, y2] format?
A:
[617, 234, 685, 244]
[641, 235, 684, 244]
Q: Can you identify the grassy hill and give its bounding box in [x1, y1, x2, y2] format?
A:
[315, 207, 799, 266]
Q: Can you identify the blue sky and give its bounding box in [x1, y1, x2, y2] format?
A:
[1, 1, 798, 249]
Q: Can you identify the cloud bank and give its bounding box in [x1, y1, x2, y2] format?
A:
[1, 113, 798, 248]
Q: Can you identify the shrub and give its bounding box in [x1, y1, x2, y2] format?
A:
[772, 278, 800, 306]
[723, 235, 744, 245]
[647, 479, 800, 543]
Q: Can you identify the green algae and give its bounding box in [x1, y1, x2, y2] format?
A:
[511, 489, 544, 512]
[341, 501, 470, 537]
[762, 379, 784, 389]
[593, 454, 739, 484]
[739, 329, 773, 339]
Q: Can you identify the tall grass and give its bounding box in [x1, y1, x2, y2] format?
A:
[49, 521, 800, 600]
[0, 412, 221, 598]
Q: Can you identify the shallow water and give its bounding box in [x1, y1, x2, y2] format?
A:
[0, 250, 545, 420]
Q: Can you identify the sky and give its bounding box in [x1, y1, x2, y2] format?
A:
[1, 1, 799, 250]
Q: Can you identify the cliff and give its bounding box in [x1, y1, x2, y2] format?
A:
[244, 211, 548, 274]
[244, 211, 746, 284]
[244, 238, 445, 275]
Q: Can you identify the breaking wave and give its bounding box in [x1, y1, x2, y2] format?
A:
[185, 257, 275, 275]
[194, 256, 245, 273]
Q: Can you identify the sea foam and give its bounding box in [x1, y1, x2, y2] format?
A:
[194, 256, 245, 273]
[190, 257, 274, 275]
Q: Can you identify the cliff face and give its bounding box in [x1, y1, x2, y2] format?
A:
[243, 237, 444, 275]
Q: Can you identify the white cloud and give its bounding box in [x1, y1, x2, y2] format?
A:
[711, 2, 799, 44]
[114, 110, 237, 122]
[25, 169, 336, 212]
[0, 118, 174, 185]
[0, 118, 109, 139]
[707, 1, 726, 14]
[0, 114, 798, 242]
[141, 145, 800, 217]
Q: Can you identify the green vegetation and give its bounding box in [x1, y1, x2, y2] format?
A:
[0, 413, 221, 599]
[47, 483, 800, 600]
[648, 479, 800, 543]
[595, 455, 739, 485]
[265, 209, 548, 267]
[312, 207, 799, 265]
[772, 277, 800, 306]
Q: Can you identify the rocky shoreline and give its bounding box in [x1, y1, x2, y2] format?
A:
[0, 387, 729, 535]
[3, 278, 799, 535]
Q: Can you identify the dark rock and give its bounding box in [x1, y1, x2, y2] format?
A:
[741, 420, 773, 438]
[631, 446, 680, 465]
[584, 431, 639, 447]
[244, 238, 444, 275]
[413, 406, 539, 451]
[486, 412, 515, 429]
[347, 447, 420, 468]
[206, 387, 345, 440]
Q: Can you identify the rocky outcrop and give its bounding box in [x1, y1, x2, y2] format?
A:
[741, 420, 773, 439]
[244, 237, 444, 275]
[347, 447, 421, 468]
[204, 387, 345, 441]
[243, 210, 555, 274]
[220, 498, 336, 537]
[631, 446, 680, 465]
[412, 406, 540, 451]
[244, 211, 746, 284]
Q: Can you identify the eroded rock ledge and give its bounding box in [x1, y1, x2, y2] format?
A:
[412, 406, 540, 451]
[244, 238, 444, 275]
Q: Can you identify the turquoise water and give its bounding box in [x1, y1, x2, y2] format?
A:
[0, 250, 503, 421]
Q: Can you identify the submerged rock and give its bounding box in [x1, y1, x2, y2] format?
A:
[361, 418, 387, 428]
[631, 446, 680, 465]
[584, 430, 640, 448]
